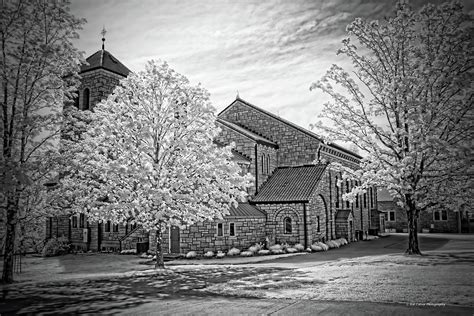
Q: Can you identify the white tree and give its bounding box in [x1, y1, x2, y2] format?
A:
[0, 0, 84, 282]
[57, 60, 252, 267]
[311, 1, 473, 254]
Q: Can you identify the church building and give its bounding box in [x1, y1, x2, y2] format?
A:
[46, 40, 379, 254]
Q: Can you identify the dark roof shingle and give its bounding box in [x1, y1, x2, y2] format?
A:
[227, 203, 266, 217]
[80, 50, 131, 77]
[252, 164, 327, 203]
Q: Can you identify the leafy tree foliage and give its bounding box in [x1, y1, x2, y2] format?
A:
[58, 60, 252, 267]
[0, 0, 84, 282]
[311, 1, 473, 254]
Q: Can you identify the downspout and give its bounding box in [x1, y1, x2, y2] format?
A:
[303, 203, 308, 249]
[328, 172, 332, 241]
[254, 144, 258, 194]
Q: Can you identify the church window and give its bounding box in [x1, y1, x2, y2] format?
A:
[105, 220, 111, 232]
[216, 223, 224, 236]
[386, 211, 396, 221]
[112, 223, 119, 232]
[433, 210, 447, 221]
[346, 180, 350, 208]
[284, 217, 292, 234]
[370, 188, 374, 208]
[261, 154, 265, 174]
[355, 181, 359, 208]
[83, 88, 90, 110]
[266, 154, 270, 174]
[335, 176, 340, 208]
[72, 216, 78, 228]
[364, 193, 367, 208]
[229, 222, 236, 236]
[317, 216, 320, 232]
[79, 213, 85, 228]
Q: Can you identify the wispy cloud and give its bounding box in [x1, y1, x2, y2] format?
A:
[70, 0, 474, 131]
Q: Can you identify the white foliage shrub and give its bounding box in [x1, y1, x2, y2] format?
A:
[216, 251, 226, 258]
[204, 251, 214, 258]
[258, 249, 270, 255]
[271, 249, 285, 255]
[286, 247, 298, 253]
[269, 244, 282, 252]
[120, 249, 137, 255]
[306, 247, 312, 252]
[240, 251, 253, 257]
[227, 247, 241, 256]
[294, 243, 305, 252]
[310, 244, 323, 252]
[186, 251, 197, 259]
[140, 253, 149, 259]
[248, 246, 259, 253]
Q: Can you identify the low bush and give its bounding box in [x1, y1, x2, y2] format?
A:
[310, 244, 323, 252]
[271, 249, 285, 255]
[140, 253, 149, 259]
[186, 251, 197, 259]
[216, 251, 226, 258]
[315, 242, 329, 251]
[204, 251, 214, 258]
[240, 251, 253, 257]
[41, 237, 71, 257]
[286, 247, 298, 253]
[306, 247, 312, 252]
[227, 247, 241, 256]
[269, 244, 282, 252]
[294, 243, 305, 252]
[257, 249, 270, 255]
[120, 249, 137, 255]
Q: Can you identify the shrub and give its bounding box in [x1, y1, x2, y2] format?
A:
[248, 246, 259, 253]
[120, 249, 137, 255]
[286, 247, 298, 253]
[216, 251, 226, 258]
[294, 243, 305, 252]
[227, 247, 241, 256]
[269, 244, 282, 252]
[257, 249, 270, 255]
[280, 242, 290, 251]
[204, 251, 214, 258]
[305, 248, 312, 252]
[140, 253, 149, 259]
[240, 251, 253, 257]
[315, 242, 329, 251]
[41, 237, 71, 257]
[186, 251, 197, 259]
[310, 244, 323, 252]
[271, 249, 285, 254]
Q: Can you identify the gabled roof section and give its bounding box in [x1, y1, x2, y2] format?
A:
[227, 203, 266, 217]
[335, 209, 352, 220]
[214, 140, 251, 163]
[80, 50, 131, 77]
[217, 118, 277, 148]
[219, 97, 361, 159]
[252, 164, 327, 203]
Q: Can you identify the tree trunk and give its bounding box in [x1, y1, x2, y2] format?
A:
[155, 224, 165, 269]
[2, 194, 18, 283]
[406, 207, 422, 255]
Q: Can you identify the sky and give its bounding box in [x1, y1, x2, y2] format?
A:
[69, 0, 474, 133]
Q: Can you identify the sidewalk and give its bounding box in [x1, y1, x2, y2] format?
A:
[118, 298, 474, 315]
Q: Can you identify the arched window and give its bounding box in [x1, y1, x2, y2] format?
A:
[261, 154, 265, 174]
[266, 154, 270, 174]
[83, 88, 90, 110]
[284, 217, 292, 234]
[355, 181, 359, 208]
[335, 176, 339, 208]
[346, 180, 350, 208]
[370, 187, 374, 208]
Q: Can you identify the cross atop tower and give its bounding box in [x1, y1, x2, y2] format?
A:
[101, 26, 107, 50]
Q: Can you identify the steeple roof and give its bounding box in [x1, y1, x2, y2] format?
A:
[80, 50, 131, 77]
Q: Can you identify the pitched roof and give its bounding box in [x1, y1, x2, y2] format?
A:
[335, 209, 352, 220]
[252, 164, 327, 203]
[227, 203, 266, 217]
[219, 97, 361, 159]
[217, 118, 277, 148]
[80, 50, 131, 77]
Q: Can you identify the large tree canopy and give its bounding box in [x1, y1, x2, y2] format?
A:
[0, 0, 84, 283]
[58, 60, 252, 267]
[311, 1, 473, 254]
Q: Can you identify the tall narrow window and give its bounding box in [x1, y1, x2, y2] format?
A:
[72, 216, 78, 228]
[335, 176, 339, 208]
[364, 193, 367, 208]
[83, 88, 90, 110]
[284, 217, 292, 234]
[229, 223, 236, 236]
[317, 215, 320, 232]
[79, 213, 85, 228]
[216, 223, 223, 236]
[266, 154, 270, 174]
[261, 154, 265, 174]
[113, 223, 119, 232]
[105, 220, 111, 232]
[355, 181, 359, 208]
[346, 180, 350, 208]
[370, 188, 374, 208]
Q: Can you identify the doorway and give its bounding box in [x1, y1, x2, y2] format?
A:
[170, 226, 180, 254]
